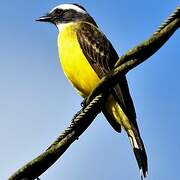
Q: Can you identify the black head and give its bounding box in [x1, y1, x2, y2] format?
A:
[36, 3, 97, 27]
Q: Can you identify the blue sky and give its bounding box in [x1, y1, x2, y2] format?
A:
[0, 1, 179, 180]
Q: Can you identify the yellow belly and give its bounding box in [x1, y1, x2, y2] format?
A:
[57, 23, 131, 130]
[58, 23, 100, 97]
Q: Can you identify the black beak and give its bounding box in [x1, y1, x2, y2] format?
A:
[36, 14, 53, 23]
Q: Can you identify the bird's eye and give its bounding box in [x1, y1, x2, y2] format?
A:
[54, 9, 63, 15]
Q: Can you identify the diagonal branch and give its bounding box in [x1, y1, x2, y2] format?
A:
[8, 6, 180, 180]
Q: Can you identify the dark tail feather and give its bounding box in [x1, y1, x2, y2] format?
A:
[127, 130, 148, 178]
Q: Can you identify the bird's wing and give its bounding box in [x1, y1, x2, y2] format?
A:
[76, 22, 138, 131]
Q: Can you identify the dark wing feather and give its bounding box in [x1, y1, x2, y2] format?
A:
[76, 22, 138, 132]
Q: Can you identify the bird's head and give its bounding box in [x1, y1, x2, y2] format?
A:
[36, 3, 97, 30]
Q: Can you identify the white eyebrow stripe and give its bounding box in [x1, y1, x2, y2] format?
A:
[50, 4, 87, 14]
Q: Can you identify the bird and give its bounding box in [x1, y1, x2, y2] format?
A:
[37, 3, 148, 178]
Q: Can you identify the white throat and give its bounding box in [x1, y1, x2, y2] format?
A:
[56, 23, 67, 32]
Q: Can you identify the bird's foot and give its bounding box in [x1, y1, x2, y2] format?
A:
[81, 97, 87, 107]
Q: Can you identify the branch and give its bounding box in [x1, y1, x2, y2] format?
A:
[8, 6, 180, 180]
[9, 94, 107, 180]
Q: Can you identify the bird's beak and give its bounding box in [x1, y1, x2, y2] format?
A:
[36, 14, 53, 23]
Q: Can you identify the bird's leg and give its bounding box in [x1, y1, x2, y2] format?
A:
[81, 97, 87, 107]
[71, 98, 87, 122]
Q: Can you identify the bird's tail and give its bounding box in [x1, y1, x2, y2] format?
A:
[104, 95, 148, 178]
[127, 129, 148, 179]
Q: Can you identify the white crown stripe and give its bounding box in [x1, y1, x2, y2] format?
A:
[50, 4, 87, 14]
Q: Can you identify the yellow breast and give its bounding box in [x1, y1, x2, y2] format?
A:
[58, 23, 100, 97]
[57, 23, 129, 129]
